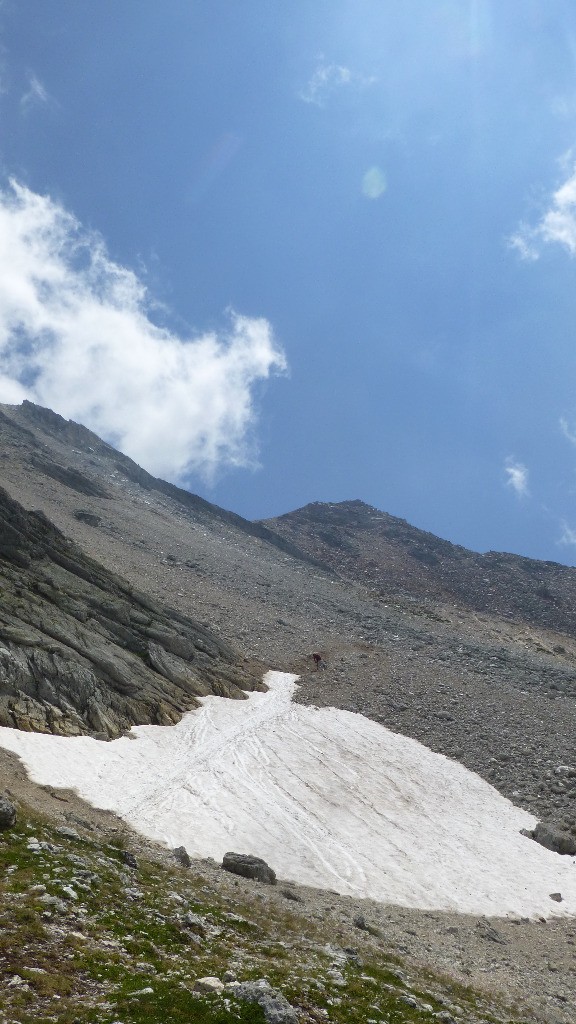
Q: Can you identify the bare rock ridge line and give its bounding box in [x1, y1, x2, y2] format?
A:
[262, 499, 576, 639]
[0, 401, 325, 571]
[0, 484, 262, 738]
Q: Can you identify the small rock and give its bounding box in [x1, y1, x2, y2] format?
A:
[57, 826, 80, 840]
[173, 845, 192, 867]
[181, 911, 207, 936]
[7, 975, 29, 989]
[61, 885, 79, 900]
[39, 894, 67, 912]
[123, 887, 143, 899]
[0, 796, 17, 830]
[231, 979, 298, 1024]
[195, 976, 224, 993]
[550, 892, 563, 903]
[122, 850, 138, 869]
[343, 947, 360, 962]
[280, 888, 303, 902]
[476, 922, 507, 944]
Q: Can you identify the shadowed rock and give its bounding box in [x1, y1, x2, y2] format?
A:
[0, 485, 263, 738]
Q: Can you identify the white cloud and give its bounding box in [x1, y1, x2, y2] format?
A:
[20, 73, 51, 113]
[362, 166, 387, 200]
[299, 62, 352, 106]
[560, 416, 576, 446]
[504, 458, 529, 497]
[510, 163, 576, 259]
[550, 94, 576, 121]
[559, 521, 576, 547]
[299, 61, 376, 108]
[507, 226, 539, 262]
[0, 179, 286, 483]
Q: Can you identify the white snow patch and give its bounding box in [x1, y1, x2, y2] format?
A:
[1, 671, 575, 917]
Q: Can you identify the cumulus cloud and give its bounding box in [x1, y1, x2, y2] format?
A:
[0, 179, 286, 482]
[504, 458, 529, 497]
[510, 164, 576, 259]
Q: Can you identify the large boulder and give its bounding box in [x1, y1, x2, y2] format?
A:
[222, 852, 277, 885]
[522, 822, 576, 856]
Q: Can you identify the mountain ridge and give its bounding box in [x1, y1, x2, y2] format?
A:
[1, 400, 575, 837]
[2, 401, 576, 1023]
[263, 498, 576, 638]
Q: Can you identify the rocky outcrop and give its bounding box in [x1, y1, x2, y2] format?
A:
[0, 486, 262, 738]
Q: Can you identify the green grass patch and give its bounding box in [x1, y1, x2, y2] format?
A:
[0, 805, 528, 1024]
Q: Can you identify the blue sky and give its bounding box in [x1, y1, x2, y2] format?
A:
[3, 2, 576, 562]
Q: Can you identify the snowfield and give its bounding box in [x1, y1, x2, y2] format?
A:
[1, 671, 575, 918]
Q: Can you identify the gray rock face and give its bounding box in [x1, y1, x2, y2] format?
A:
[528, 823, 576, 856]
[264, 498, 576, 640]
[222, 852, 277, 885]
[231, 980, 298, 1024]
[0, 796, 17, 830]
[0, 485, 260, 738]
[173, 845, 192, 867]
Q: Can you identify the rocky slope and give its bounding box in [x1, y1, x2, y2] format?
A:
[263, 499, 576, 638]
[1, 401, 576, 837]
[2, 401, 576, 1023]
[0, 484, 260, 738]
[5, 789, 567, 1024]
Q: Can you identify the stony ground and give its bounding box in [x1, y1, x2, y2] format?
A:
[2, 753, 576, 1024]
[1, 401, 576, 1021]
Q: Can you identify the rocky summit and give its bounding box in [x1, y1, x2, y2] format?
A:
[1, 400, 576, 1024]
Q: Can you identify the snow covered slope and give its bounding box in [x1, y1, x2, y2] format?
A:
[1, 672, 574, 918]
